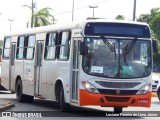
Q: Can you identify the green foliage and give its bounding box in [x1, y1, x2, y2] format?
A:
[150, 14, 160, 40]
[137, 8, 160, 23]
[115, 15, 125, 20]
[137, 14, 151, 23]
[0, 41, 3, 47]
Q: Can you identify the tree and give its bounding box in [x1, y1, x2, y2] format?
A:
[137, 7, 160, 24]
[150, 8, 160, 19]
[136, 14, 150, 23]
[23, 5, 55, 28]
[150, 14, 160, 40]
[115, 15, 125, 20]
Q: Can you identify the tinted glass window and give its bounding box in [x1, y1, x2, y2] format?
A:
[16, 36, 25, 59]
[44, 33, 57, 60]
[82, 37, 151, 79]
[26, 35, 35, 59]
[58, 31, 71, 60]
[3, 37, 11, 59]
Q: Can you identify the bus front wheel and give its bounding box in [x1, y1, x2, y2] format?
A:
[60, 85, 70, 112]
[157, 87, 160, 101]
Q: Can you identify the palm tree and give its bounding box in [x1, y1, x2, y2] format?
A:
[23, 5, 55, 28]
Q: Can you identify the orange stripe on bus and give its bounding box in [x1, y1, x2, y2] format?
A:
[79, 89, 151, 107]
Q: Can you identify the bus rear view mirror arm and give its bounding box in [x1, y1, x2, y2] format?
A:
[80, 42, 87, 55]
[152, 39, 158, 53]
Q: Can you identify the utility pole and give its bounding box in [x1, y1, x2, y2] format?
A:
[89, 6, 98, 18]
[31, 0, 36, 27]
[8, 19, 14, 31]
[133, 0, 136, 21]
[72, 0, 74, 21]
[31, 0, 34, 28]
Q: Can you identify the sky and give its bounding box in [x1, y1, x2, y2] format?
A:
[0, 0, 160, 39]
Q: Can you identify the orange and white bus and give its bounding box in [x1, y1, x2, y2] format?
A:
[1, 19, 158, 113]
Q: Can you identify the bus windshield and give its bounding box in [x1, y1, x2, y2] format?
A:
[82, 37, 151, 79]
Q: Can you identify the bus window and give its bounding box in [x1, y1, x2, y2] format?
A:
[26, 35, 35, 59]
[16, 36, 25, 59]
[44, 33, 57, 60]
[140, 43, 149, 65]
[58, 31, 71, 60]
[3, 37, 11, 59]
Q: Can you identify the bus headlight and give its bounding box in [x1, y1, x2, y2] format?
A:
[136, 83, 151, 95]
[81, 81, 99, 93]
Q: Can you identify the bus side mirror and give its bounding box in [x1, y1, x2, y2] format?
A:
[80, 42, 86, 55]
[152, 39, 158, 53]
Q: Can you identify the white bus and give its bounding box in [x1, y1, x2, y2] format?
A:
[1, 19, 158, 113]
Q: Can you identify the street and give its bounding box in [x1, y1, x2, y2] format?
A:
[0, 91, 160, 120]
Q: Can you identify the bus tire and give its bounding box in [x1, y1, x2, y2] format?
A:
[114, 107, 123, 113]
[16, 80, 26, 102]
[157, 87, 160, 101]
[60, 85, 70, 112]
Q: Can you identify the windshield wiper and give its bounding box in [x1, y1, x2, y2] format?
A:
[125, 39, 137, 54]
[101, 36, 116, 52]
[123, 39, 137, 66]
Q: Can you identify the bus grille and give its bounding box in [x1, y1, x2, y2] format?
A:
[105, 96, 130, 102]
[98, 89, 138, 95]
[96, 81, 141, 88]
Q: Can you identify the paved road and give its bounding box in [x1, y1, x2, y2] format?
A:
[0, 91, 160, 120]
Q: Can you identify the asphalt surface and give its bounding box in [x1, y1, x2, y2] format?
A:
[0, 92, 158, 111]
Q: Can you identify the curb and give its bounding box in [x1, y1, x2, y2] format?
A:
[152, 93, 158, 98]
[0, 102, 14, 111]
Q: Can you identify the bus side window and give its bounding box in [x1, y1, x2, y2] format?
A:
[3, 37, 11, 59]
[16, 36, 25, 60]
[57, 31, 71, 60]
[44, 32, 57, 60]
[26, 35, 35, 60]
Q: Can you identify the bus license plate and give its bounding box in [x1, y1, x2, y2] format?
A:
[138, 99, 149, 104]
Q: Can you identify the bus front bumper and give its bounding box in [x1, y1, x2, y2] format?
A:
[79, 89, 151, 107]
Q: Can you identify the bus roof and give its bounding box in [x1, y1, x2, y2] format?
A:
[4, 19, 149, 37]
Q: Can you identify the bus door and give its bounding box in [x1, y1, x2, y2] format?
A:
[71, 38, 81, 102]
[9, 42, 16, 90]
[35, 40, 44, 96]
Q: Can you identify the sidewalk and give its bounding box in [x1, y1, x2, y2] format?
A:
[0, 99, 14, 111]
